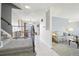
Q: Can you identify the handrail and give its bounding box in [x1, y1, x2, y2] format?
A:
[1, 17, 11, 26]
[32, 36, 35, 53]
[32, 26, 35, 53]
[12, 25, 36, 53]
[1, 29, 11, 37]
[12, 25, 32, 27]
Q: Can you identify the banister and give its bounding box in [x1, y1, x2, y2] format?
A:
[1, 17, 12, 26]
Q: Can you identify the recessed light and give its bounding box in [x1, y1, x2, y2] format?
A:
[68, 28, 74, 32]
[25, 5, 31, 9]
[68, 20, 73, 23]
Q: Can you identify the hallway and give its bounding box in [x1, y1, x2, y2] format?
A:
[35, 36, 59, 56]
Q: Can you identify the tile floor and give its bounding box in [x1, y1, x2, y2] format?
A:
[35, 36, 59, 56]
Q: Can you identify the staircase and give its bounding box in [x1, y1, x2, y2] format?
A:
[0, 29, 12, 48]
[0, 46, 35, 56]
[0, 29, 36, 56]
[0, 38, 36, 56]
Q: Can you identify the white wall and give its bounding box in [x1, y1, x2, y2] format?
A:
[42, 4, 79, 47]
[12, 9, 28, 32]
[51, 4, 79, 36]
[52, 16, 69, 36]
[52, 16, 79, 36]
[12, 9, 42, 28]
[69, 22, 79, 35]
[12, 9, 42, 26]
[12, 8, 53, 48]
[40, 9, 53, 48]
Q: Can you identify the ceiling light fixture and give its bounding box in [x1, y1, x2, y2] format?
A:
[25, 5, 31, 9]
[68, 20, 73, 23]
[68, 28, 74, 32]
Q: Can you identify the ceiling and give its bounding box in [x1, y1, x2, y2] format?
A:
[12, 3, 79, 22]
[13, 3, 53, 15]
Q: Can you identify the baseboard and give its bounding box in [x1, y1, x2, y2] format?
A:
[40, 39, 52, 49]
[0, 41, 3, 48]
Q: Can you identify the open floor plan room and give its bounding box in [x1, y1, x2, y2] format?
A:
[0, 3, 79, 56]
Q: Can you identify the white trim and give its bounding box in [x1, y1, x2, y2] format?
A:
[1, 29, 12, 47]
[40, 39, 52, 48]
[0, 41, 3, 48]
[0, 39, 11, 48]
[3, 39, 11, 46]
[1, 29, 11, 38]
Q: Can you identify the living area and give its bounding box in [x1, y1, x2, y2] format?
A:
[51, 14, 79, 56]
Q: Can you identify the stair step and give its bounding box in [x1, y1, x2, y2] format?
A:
[0, 47, 33, 55]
